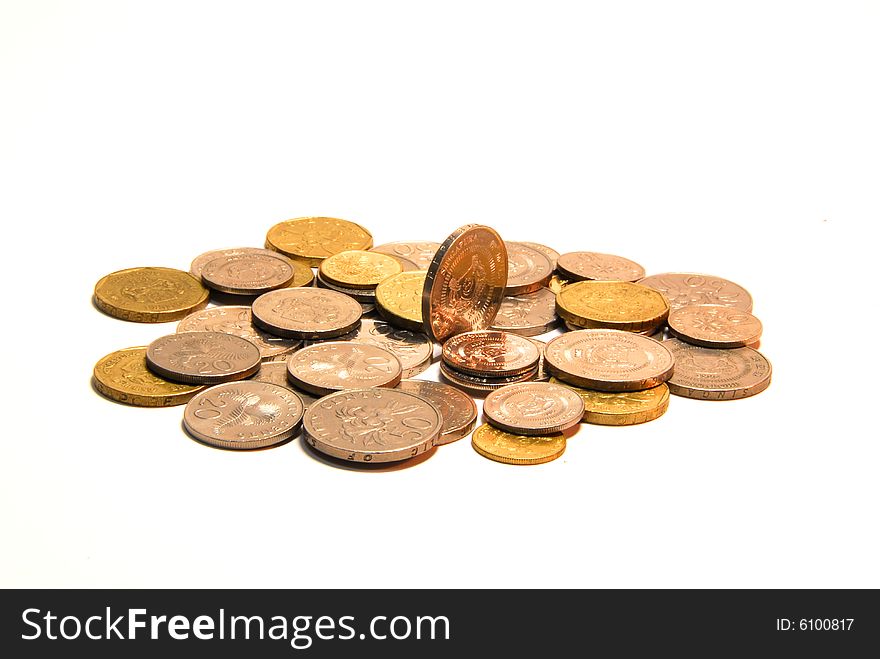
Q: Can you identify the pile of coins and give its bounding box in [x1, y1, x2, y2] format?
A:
[92, 216, 772, 466]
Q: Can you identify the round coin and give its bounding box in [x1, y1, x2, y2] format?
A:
[490, 288, 559, 336]
[667, 304, 763, 348]
[250, 362, 320, 407]
[637, 272, 753, 312]
[266, 217, 373, 266]
[663, 338, 771, 400]
[549, 378, 670, 425]
[319, 250, 403, 290]
[556, 251, 646, 282]
[471, 423, 565, 465]
[183, 381, 304, 449]
[303, 388, 442, 462]
[504, 242, 553, 295]
[284, 259, 316, 288]
[190, 247, 285, 280]
[483, 382, 585, 435]
[145, 332, 261, 384]
[177, 306, 301, 360]
[439, 361, 538, 392]
[544, 329, 675, 392]
[556, 280, 669, 332]
[548, 273, 571, 295]
[93, 347, 204, 407]
[375, 270, 427, 332]
[512, 241, 559, 269]
[442, 330, 540, 377]
[200, 252, 294, 295]
[396, 379, 478, 445]
[305, 319, 432, 379]
[371, 241, 441, 270]
[422, 224, 508, 343]
[286, 342, 402, 396]
[251, 288, 362, 339]
[94, 267, 209, 323]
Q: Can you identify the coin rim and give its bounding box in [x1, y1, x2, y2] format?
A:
[93, 266, 209, 323]
[470, 423, 566, 465]
[200, 252, 295, 296]
[265, 217, 374, 266]
[251, 288, 364, 339]
[92, 346, 205, 407]
[483, 382, 586, 435]
[145, 331, 262, 385]
[285, 341, 403, 396]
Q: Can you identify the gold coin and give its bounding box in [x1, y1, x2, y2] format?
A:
[318, 250, 402, 290]
[471, 423, 566, 465]
[94, 267, 209, 323]
[549, 378, 670, 425]
[556, 281, 669, 332]
[93, 347, 204, 407]
[375, 270, 427, 332]
[285, 259, 316, 288]
[548, 273, 570, 295]
[265, 217, 373, 266]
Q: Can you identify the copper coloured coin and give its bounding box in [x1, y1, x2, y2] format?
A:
[491, 288, 560, 336]
[556, 251, 646, 282]
[638, 272, 753, 312]
[504, 242, 553, 295]
[667, 305, 763, 348]
[422, 224, 508, 343]
[177, 306, 301, 361]
[251, 288, 362, 339]
[544, 329, 675, 392]
[286, 342, 402, 396]
[483, 382, 584, 435]
[442, 330, 540, 377]
[303, 388, 442, 462]
[396, 379, 478, 445]
[146, 331, 261, 384]
[200, 252, 294, 295]
[183, 380, 304, 449]
[663, 338, 771, 400]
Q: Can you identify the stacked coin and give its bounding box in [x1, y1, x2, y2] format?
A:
[439, 330, 541, 393]
[316, 249, 403, 310]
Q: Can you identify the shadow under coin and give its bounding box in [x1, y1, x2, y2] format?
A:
[209, 291, 259, 307]
[298, 436, 438, 472]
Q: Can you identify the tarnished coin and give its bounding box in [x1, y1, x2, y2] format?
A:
[306, 319, 432, 379]
[442, 330, 540, 377]
[146, 332, 261, 384]
[190, 247, 285, 280]
[303, 388, 442, 462]
[504, 242, 553, 295]
[177, 306, 301, 360]
[286, 342, 402, 396]
[251, 288, 362, 339]
[266, 217, 373, 266]
[556, 280, 669, 332]
[439, 362, 538, 392]
[94, 267, 209, 323]
[93, 347, 204, 407]
[396, 379, 478, 445]
[422, 224, 508, 343]
[663, 338, 771, 400]
[545, 329, 675, 392]
[667, 305, 763, 348]
[202, 251, 294, 295]
[512, 241, 559, 270]
[183, 381, 304, 449]
[319, 250, 403, 290]
[483, 382, 585, 435]
[491, 288, 559, 336]
[549, 378, 670, 425]
[637, 272, 753, 312]
[471, 423, 565, 465]
[556, 251, 646, 282]
[375, 270, 427, 332]
[371, 241, 441, 270]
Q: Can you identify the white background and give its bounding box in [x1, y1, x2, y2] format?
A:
[1, 1, 878, 588]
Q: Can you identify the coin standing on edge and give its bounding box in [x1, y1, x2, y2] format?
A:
[667, 305, 763, 348]
[375, 270, 427, 332]
[94, 267, 209, 323]
[483, 382, 585, 435]
[491, 288, 560, 336]
[504, 242, 553, 295]
[251, 287, 363, 340]
[396, 379, 478, 445]
[471, 423, 566, 465]
[663, 338, 771, 400]
[200, 252, 294, 295]
[545, 329, 675, 392]
[638, 272, 753, 312]
[442, 330, 541, 377]
[422, 224, 508, 343]
[556, 251, 646, 282]
[371, 241, 441, 270]
[266, 217, 373, 266]
[177, 306, 301, 361]
[303, 388, 442, 462]
[183, 381, 305, 449]
[549, 378, 670, 425]
[146, 332, 261, 384]
[286, 342, 403, 396]
[93, 347, 204, 407]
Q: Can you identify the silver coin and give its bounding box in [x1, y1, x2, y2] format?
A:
[251, 288, 363, 340]
[177, 306, 301, 361]
[663, 338, 772, 400]
[371, 241, 441, 270]
[286, 341, 403, 396]
[146, 332, 261, 384]
[491, 288, 559, 336]
[396, 379, 478, 445]
[200, 252, 295, 295]
[189, 247, 283, 279]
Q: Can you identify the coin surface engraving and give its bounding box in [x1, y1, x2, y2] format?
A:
[667, 305, 762, 348]
[556, 251, 645, 282]
[371, 241, 441, 270]
[396, 379, 478, 445]
[177, 306, 301, 360]
[200, 252, 294, 295]
[94, 267, 209, 323]
[319, 250, 403, 290]
[286, 342, 403, 396]
[491, 288, 559, 336]
[266, 217, 373, 265]
[550, 378, 670, 425]
[375, 270, 427, 332]
[442, 330, 540, 377]
[638, 272, 753, 312]
[93, 347, 204, 407]
[556, 281, 669, 332]
[471, 424, 566, 465]
[483, 382, 585, 435]
[252, 288, 363, 339]
[504, 242, 553, 295]
[146, 332, 261, 384]
[663, 338, 771, 400]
